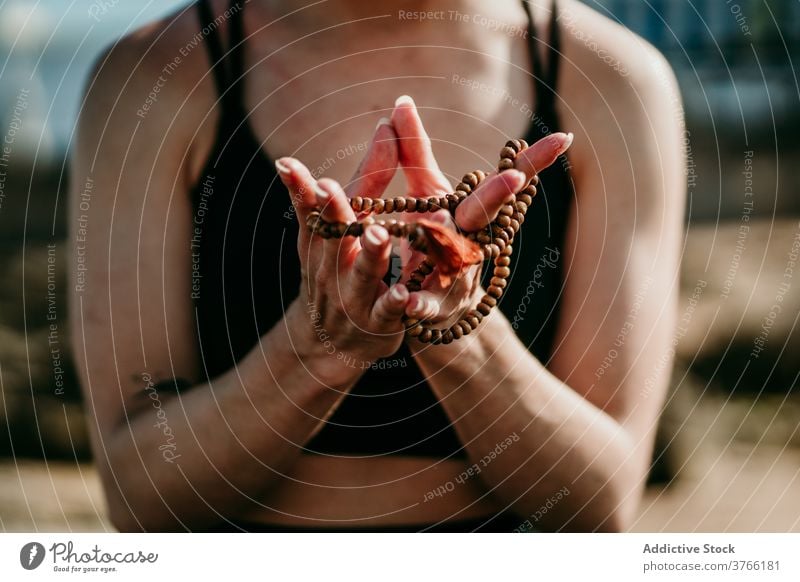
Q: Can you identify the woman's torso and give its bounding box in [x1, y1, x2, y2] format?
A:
[186, 0, 573, 530]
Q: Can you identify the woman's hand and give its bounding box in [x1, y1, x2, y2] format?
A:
[389, 96, 574, 331]
[277, 119, 410, 376]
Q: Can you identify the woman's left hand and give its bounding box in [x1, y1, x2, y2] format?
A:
[387, 95, 574, 330]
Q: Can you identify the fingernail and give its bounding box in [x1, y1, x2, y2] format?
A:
[376, 117, 392, 130]
[365, 226, 387, 247]
[427, 299, 438, 318]
[395, 95, 415, 108]
[501, 169, 526, 181]
[275, 158, 291, 175]
[564, 132, 574, 147]
[314, 182, 330, 202]
[390, 286, 405, 301]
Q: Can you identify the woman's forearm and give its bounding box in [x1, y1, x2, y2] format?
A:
[411, 309, 648, 531]
[103, 299, 362, 531]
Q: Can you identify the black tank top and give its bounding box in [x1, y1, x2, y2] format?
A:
[190, 0, 574, 459]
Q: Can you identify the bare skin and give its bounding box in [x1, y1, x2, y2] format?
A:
[69, 0, 684, 531]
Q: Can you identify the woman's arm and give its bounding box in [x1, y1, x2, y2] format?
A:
[411, 41, 685, 531]
[69, 35, 407, 531]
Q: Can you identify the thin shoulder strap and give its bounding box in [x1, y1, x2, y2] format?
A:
[521, 0, 561, 124]
[196, 0, 229, 102]
[226, 0, 246, 111]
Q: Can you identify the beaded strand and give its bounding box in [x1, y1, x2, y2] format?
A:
[306, 138, 538, 344]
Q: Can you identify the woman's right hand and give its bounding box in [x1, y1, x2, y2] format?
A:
[277, 120, 413, 380]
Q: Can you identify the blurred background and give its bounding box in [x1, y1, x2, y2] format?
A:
[0, 0, 798, 532]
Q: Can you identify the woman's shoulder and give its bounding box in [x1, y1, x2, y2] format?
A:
[555, 0, 683, 184]
[556, 0, 675, 84]
[78, 3, 222, 185]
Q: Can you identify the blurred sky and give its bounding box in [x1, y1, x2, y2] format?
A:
[0, 0, 190, 157]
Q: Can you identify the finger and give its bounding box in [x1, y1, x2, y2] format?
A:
[405, 291, 441, 320]
[391, 95, 452, 196]
[315, 177, 358, 224]
[276, 157, 318, 248]
[513, 132, 574, 181]
[345, 118, 399, 199]
[455, 169, 527, 232]
[371, 284, 410, 327]
[345, 224, 392, 305]
[315, 178, 361, 269]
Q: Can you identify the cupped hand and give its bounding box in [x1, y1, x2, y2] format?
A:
[277, 118, 408, 370]
[388, 96, 574, 331]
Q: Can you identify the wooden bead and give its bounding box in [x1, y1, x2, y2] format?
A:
[518, 193, 533, 206]
[492, 227, 514, 246]
[509, 219, 520, 232]
[496, 214, 511, 228]
[494, 266, 511, 278]
[476, 302, 492, 316]
[405, 197, 417, 211]
[503, 226, 515, 240]
[458, 321, 472, 335]
[499, 205, 514, 217]
[373, 199, 385, 213]
[501, 244, 513, 256]
[410, 270, 426, 283]
[519, 139, 528, 149]
[430, 329, 443, 345]
[487, 285, 503, 299]
[498, 158, 515, 171]
[416, 198, 428, 212]
[490, 276, 507, 288]
[462, 173, 479, 188]
[474, 170, 486, 182]
[451, 324, 463, 340]
[427, 197, 441, 211]
[476, 230, 492, 244]
[522, 184, 537, 197]
[390, 197, 404, 212]
[456, 182, 471, 194]
[500, 146, 517, 159]
[496, 256, 511, 267]
[352, 196, 363, 211]
[481, 295, 498, 308]
[505, 139, 522, 153]
[418, 328, 433, 343]
[466, 314, 480, 329]
[441, 330, 454, 344]
[418, 260, 434, 275]
[405, 322, 423, 337]
[384, 198, 394, 213]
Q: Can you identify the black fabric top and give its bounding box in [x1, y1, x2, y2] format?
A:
[188, 0, 574, 458]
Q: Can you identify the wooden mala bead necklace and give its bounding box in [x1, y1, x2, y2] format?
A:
[306, 138, 538, 345]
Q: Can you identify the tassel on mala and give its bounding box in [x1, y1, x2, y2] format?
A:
[306, 139, 538, 344]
